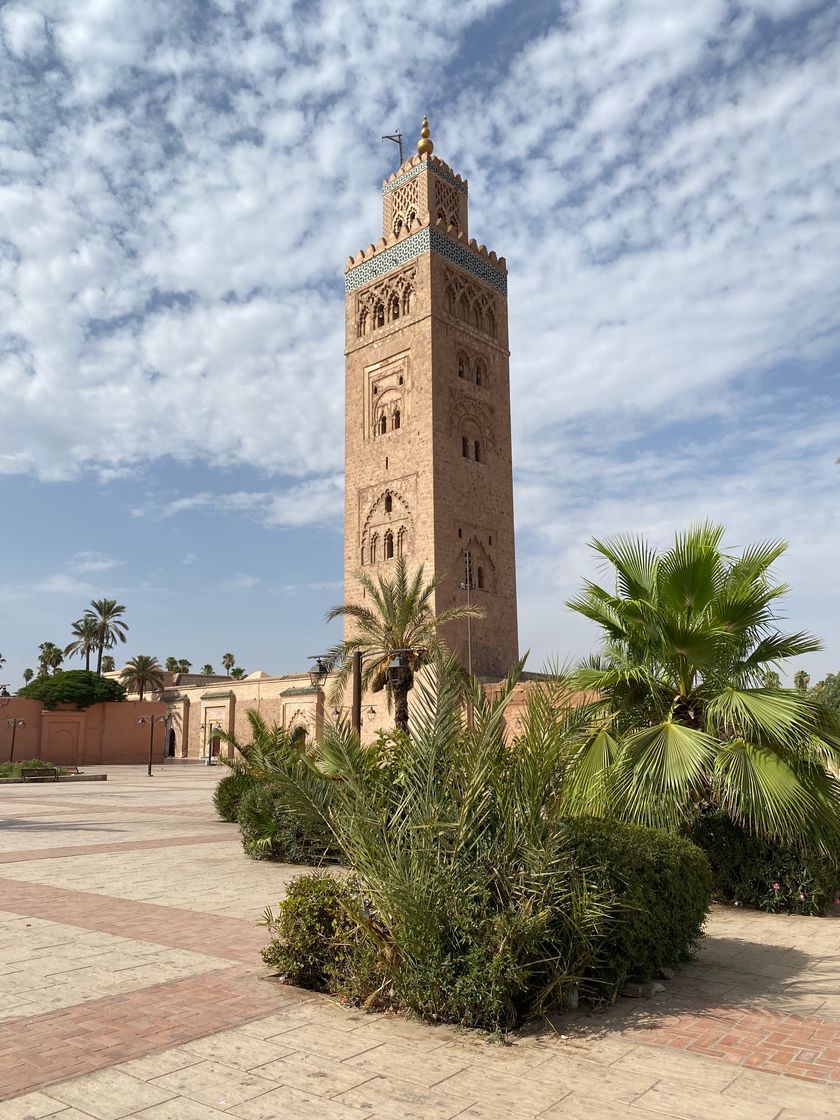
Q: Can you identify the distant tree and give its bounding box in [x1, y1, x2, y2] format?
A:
[230, 667, 246, 680]
[37, 642, 64, 678]
[86, 599, 129, 675]
[22, 668, 33, 685]
[64, 616, 100, 671]
[19, 670, 126, 710]
[165, 657, 179, 673]
[813, 672, 840, 716]
[177, 659, 192, 674]
[222, 652, 236, 675]
[794, 670, 811, 693]
[200, 663, 215, 676]
[762, 671, 781, 689]
[0, 653, 5, 669]
[120, 655, 166, 701]
[100, 655, 116, 673]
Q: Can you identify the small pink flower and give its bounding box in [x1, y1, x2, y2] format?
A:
[833, 896, 840, 906]
[772, 882, 781, 892]
[799, 890, 806, 899]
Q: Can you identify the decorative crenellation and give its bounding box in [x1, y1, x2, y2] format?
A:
[355, 264, 416, 338]
[346, 226, 507, 295]
[444, 267, 498, 339]
[382, 153, 468, 195]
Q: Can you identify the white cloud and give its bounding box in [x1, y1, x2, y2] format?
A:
[139, 475, 343, 528]
[68, 550, 124, 573]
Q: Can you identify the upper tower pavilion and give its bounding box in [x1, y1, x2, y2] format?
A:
[343, 118, 518, 679]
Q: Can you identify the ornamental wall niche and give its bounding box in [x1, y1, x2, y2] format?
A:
[364, 350, 411, 441]
[449, 392, 498, 452]
[356, 264, 417, 338]
[443, 267, 497, 339]
[359, 478, 416, 566]
[457, 534, 496, 594]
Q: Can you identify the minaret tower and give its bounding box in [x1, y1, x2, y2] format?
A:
[343, 118, 518, 678]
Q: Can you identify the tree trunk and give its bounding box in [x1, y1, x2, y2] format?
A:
[139, 682, 145, 701]
[394, 683, 410, 734]
[96, 644, 103, 676]
[85, 649, 90, 671]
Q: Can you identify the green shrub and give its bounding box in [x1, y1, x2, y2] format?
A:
[563, 817, 712, 1000]
[17, 670, 126, 709]
[237, 782, 330, 863]
[213, 771, 252, 822]
[0, 759, 65, 778]
[687, 811, 840, 917]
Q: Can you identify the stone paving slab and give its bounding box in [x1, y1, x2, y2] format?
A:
[2, 766, 840, 1119]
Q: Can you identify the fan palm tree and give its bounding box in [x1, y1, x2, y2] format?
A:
[165, 657, 179, 673]
[101, 655, 116, 673]
[22, 668, 33, 685]
[86, 599, 129, 675]
[64, 616, 99, 671]
[120, 655, 165, 701]
[230, 667, 246, 680]
[177, 658, 192, 674]
[37, 642, 64, 677]
[222, 652, 235, 675]
[326, 557, 483, 733]
[200, 663, 215, 676]
[565, 523, 840, 849]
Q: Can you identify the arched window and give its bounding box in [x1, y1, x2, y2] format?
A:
[375, 303, 385, 329]
[477, 566, 485, 590]
[392, 410, 400, 431]
[475, 366, 482, 386]
[473, 302, 482, 329]
[458, 353, 467, 378]
[407, 208, 416, 227]
[384, 492, 392, 513]
[402, 287, 413, 314]
[390, 296, 400, 321]
[384, 530, 394, 560]
[459, 294, 470, 322]
[446, 286, 456, 315]
[397, 526, 406, 557]
[462, 436, 469, 458]
[437, 207, 446, 224]
[474, 440, 482, 463]
[357, 310, 367, 338]
[370, 534, 378, 564]
[393, 217, 403, 237]
[485, 309, 496, 338]
[379, 415, 387, 436]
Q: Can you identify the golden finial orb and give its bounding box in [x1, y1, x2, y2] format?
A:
[417, 115, 434, 156]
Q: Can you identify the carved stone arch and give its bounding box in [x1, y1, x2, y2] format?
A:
[459, 536, 496, 594]
[449, 394, 498, 451]
[361, 488, 415, 565]
[373, 388, 402, 437]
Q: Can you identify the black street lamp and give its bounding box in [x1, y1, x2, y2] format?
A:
[137, 715, 167, 778]
[387, 649, 412, 688]
[0, 686, 10, 708]
[5, 717, 25, 764]
[308, 656, 330, 690]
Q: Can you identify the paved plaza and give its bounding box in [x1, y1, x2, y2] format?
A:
[1, 766, 839, 1119]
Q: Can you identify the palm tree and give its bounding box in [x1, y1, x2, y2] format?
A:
[200, 663, 215, 676]
[86, 599, 129, 675]
[326, 557, 483, 733]
[177, 658, 192, 674]
[222, 652, 236, 675]
[120, 655, 165, 701]
[794, 670, 811, 693]
[64, 616, 99, 671]
[22, 668, 33, 685]
[101, 655, 116, 673]
[0, 653, 5, 670]
[230, 667, 246, 680]
[165, 657, 179, 673]
[37, 642, 64, 677]
[565, 523, 840, 848]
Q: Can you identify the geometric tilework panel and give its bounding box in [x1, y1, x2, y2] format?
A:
[345, 227, 507, 295]
[382, 161, 468, 196]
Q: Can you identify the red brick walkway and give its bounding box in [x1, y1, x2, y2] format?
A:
[0, 878, 267, 963]
[0, 833, 233, 863]
[625, 1005, 840, 1084]
[0, 965, 297, 1100]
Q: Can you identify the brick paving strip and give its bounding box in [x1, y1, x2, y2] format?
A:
[0, 878, 266, 963]
[624, 1004, 840, 1084]
[0, 833, 235, 864]
[1, 798, 215, 819]
[0, 964, 300, 1100]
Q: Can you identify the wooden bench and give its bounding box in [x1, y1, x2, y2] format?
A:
[20, 767, 60, 782]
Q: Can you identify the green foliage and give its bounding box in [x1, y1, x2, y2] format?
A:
[213, 771, 253, 822]
[813, 672, 840, 716]
[563, 817, 711, 999]
[566, 523, 840, 850]
[237, 782, 326, 862]
[17, 670, 127, 709]
[259, 656, 712, 1031]
[687, 811, 840, 917]
[0, 759, 67, 778]
[120, 655, 165, 700]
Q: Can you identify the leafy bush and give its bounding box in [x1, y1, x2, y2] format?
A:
[259, 657, 713, 1030]
[0, 759, 66, 778]
[687, 811, 840, 917]
[237, 783, 330, 863]
[213, 771, 252, 822]
[563, 817, 711, 999]
[17, 670, 126, 709]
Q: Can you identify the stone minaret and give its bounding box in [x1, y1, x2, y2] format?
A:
[343, 118, 518, 679]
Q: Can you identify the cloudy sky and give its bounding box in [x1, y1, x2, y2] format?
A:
[1, 0, 838, 686]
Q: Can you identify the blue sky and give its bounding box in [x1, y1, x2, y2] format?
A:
[1, 0, 838, 686]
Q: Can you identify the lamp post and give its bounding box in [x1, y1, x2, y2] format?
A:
[5, 718, 25, 764]
[308, 656, 329, 690]
[0, 686, 10, 709]
[387, 649, 413, 734]
[137, 715, 167, 778]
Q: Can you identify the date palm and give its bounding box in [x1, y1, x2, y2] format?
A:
[120, 655, 165, 701]
[165, 657, 179, 673]
[326, 557, 482, 733]
[566, 523, 840, 849]
[37, 642, 63, 677]
[200, 663, 215, 676]
[86, 599, 129, 675]
[222, 652, 235, 675]
[22, 668, 33, 685]
[230, 667, 246, 680]
[101, 655, 116, 673]
[177, 658, 192, 674]
[64, 616, 99, 671]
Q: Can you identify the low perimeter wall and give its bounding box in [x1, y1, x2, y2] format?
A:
[1, 700, 169, 766]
